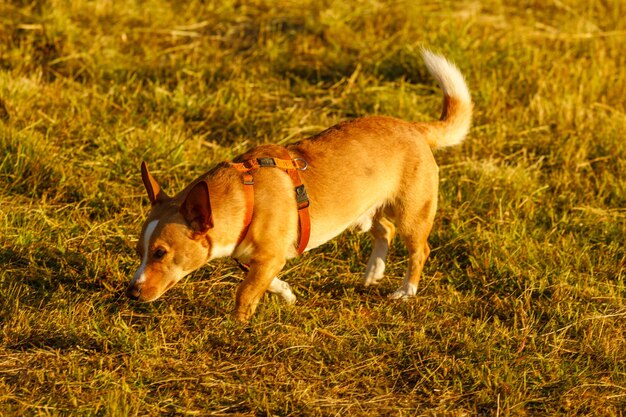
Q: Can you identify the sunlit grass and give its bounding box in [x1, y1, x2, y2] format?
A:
[0, 0, 624, 415]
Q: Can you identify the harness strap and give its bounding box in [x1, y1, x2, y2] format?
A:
[235, 156, 308, 171]
[275, 149, 311, 255]
[237, 172, 254, 246]
[230, 151, 311, 255]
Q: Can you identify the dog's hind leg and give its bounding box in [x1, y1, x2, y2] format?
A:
[389, 200, 436, 299]
[363, 216, 396, 286]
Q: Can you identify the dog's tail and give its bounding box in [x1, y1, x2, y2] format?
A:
[420, 49, 472, 149]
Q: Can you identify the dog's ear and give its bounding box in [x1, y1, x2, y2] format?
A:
[180, 180, 213, 234]
[141, 161, 166, 205]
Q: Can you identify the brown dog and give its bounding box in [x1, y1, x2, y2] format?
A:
[126, 50, 472, 322]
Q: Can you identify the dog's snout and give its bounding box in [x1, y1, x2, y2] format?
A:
[126, 285, 141, 301]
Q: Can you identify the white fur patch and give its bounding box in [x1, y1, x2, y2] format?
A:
[363, 238, 389, 286]
[268, 277, 297, 305]
[209, 243, 236, 260]
[389, 282, 418, 300]
[421, 49, 470, 103]
[351, 206, 380, 233]
[131, 220, 159, 286]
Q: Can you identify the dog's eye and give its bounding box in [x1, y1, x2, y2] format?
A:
[153, 248, 167, 260]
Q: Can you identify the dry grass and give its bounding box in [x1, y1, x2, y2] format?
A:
[1, 0, 625, 415]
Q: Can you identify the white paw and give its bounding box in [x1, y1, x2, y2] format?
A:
[281, 287, 297, 305]
[269, 278, 297, 305]
[388, 283, 417, 300]
[363, 258, 386, 286]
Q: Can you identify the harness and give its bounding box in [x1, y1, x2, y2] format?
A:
[229, 148, 311, 269]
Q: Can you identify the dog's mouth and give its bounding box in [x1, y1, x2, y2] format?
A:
[164, 280, 176, 292]
[126, 280, 175, 302]
[139, 279, 177, 302]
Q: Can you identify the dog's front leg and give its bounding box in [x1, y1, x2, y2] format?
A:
[234, 257, 286, 322]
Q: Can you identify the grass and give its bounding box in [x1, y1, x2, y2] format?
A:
[0, 0, 625, 415]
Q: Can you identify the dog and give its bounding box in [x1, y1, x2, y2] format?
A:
[126, 50, 472, 322]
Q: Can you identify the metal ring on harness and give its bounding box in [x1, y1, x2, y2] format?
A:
[293, 158, 308, 171]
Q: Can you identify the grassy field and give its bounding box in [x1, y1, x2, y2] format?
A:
[1, 0, 625, 415]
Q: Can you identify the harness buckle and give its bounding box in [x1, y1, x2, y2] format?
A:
[295, 184, 310, 208]
[257, 157, 276, 167]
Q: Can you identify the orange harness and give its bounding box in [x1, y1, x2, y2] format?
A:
[229, 150, 311, 259]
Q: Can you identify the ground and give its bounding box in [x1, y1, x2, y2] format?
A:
[0, 0, 624, 415]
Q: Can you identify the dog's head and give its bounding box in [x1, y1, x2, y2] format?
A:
[126, 162, 214, 302]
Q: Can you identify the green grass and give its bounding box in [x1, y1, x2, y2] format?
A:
[1, 0, 625, 415]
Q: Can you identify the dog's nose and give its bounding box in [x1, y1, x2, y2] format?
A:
[126, 285, 141, 301]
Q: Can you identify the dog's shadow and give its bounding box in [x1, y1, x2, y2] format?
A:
[0, 243, 166, 351]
